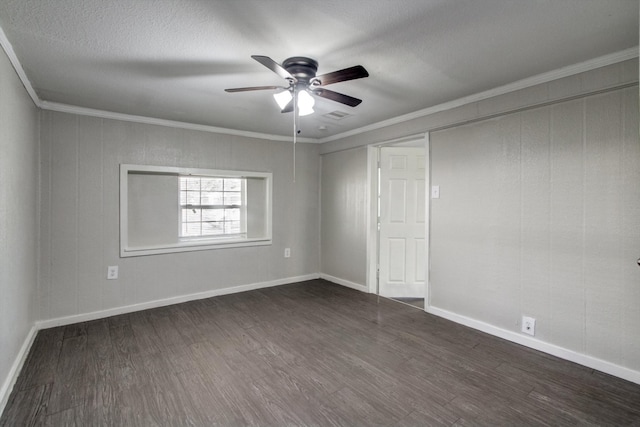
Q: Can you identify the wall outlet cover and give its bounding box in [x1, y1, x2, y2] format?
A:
[522, 316, 536, 336]
[107, 266, 119, 280]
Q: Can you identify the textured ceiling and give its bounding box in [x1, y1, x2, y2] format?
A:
[0, 0, 637, 140]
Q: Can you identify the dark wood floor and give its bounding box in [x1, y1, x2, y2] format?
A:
[2, 280, 640, 426]
[392, 297, 425, 310]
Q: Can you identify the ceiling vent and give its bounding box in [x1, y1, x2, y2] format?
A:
[323, 110, 351, 120]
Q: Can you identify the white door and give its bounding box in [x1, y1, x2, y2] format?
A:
[378, 147, 426, 299]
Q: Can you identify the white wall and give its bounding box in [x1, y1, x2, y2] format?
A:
[38, 111, 320, 321]
[320, 147, 368, 286]
[0, 47, 39, 409]
[430, 86, 640, 373]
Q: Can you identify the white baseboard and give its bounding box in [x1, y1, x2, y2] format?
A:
[0, 325, 37, 416]
[320, 273, 369, 293]
[36, 273, 320, 330]
[427, 305, 640, 386]
[7, 275, 637, 421]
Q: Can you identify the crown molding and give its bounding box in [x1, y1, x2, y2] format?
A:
[39, 101, 318, 143]
[1, 18, 315, 143]
[318, 47, 639, 143]
[0, 25, 41, 108]
[2, 14, 636, 145]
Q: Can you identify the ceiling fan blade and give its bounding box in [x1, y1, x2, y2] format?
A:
[281, 99, 294, 113]
[313, 88, 362, 107]
[251, 55, 296, 82]
[314, 65, 369, 86]
[225, 85, 283, 93]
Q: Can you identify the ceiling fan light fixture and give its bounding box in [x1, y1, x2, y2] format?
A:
[273, 90, 293, 110]
[298, 105, 314, 116]
[297, 89, 315, 116]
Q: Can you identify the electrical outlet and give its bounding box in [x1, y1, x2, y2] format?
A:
[107, 266, 119, 280]
[284, 248, 291, 258]
[522, 316, 535, 336]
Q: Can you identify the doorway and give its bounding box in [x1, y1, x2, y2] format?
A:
[367, 136, 429, 310]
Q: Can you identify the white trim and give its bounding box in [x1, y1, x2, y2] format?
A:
[369, 133, 427, 148]
[423, 133, 431, 308]
[122, 239, 273, 257]
[318, 47, 639, 144]
[320, 273, 369, 293]
[0, 326, 38, 416]
[36, 274, 320, 329]
[427, 306, 640, 386]
[366, 146, 379, 294]
[39, 101, 318, 143]
[0, 26, 41, 107]
[120, 164, 273, 257]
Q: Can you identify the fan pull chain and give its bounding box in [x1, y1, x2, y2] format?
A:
[292, 87, 298, 183]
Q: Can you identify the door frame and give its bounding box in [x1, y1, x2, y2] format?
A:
[366, 133, 431, 308]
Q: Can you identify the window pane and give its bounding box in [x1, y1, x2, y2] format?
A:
[224, 192, 241, 205]
[183, 222, 201, 236]
[202, 209, 224, 222]
[183, 191, 200, 205]
[225, 208, 240, 221]
[201, 191, 224, 205]
[202, 222, 224, 235]
[182, 178, 200, 191]
[183, 208, 201, 222]
[225, 221, 241, 234]
[201, 178, 223, 191]
[224, 179, 242, 192]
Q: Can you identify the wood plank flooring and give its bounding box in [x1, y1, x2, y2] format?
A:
[2, 279, 640, 426]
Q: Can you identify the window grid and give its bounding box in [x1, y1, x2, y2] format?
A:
[179, 176, 245, 238]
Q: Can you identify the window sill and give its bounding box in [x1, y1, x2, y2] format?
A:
[120, 237, 272, 257]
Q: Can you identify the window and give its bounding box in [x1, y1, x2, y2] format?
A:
[179, 176, 245, 238]
[120, 164, 272, 257]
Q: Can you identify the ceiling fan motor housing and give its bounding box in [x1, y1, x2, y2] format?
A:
[283, 57, 318, 84]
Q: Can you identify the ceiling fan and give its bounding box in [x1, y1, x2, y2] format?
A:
[225, 55, 369, 115]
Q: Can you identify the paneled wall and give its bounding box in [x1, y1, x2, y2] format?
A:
[320, 60, 640, 380]
[320, 147, 368, 286]
[431, 86, 640, 372]
[321, 59, 638, 154]
[0, 48, 39, 407]
[38, 112, 320, 321]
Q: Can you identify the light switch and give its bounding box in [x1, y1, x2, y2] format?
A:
[431, 185, 440, 199]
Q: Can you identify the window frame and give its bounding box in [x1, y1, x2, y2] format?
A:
[120, 164, 272, 257]
[178, 175, 247, 240]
